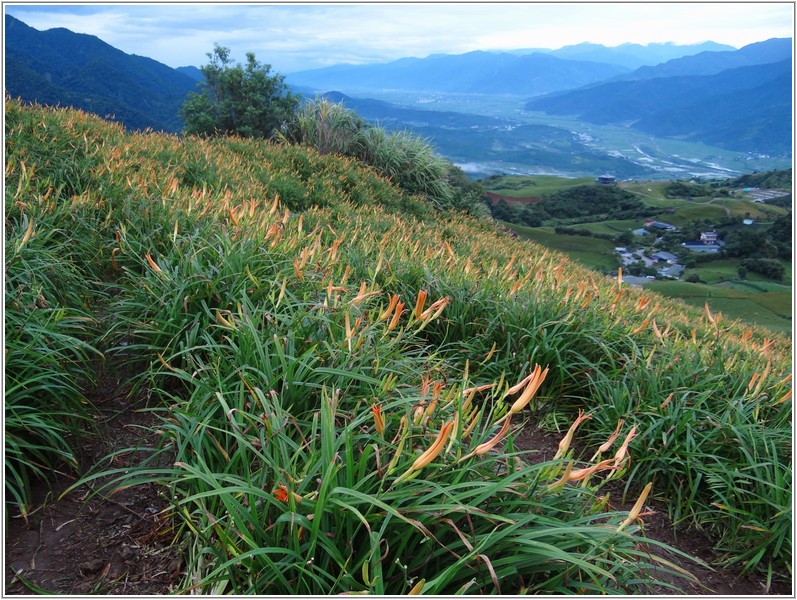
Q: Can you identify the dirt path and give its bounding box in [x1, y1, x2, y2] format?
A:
[4, 363, 182, 595]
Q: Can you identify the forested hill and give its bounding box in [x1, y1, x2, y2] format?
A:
[4, 14, 197, 132]
[526, 57, 792, 155]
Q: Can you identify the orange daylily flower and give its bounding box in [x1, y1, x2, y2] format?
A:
[273, 484, 301, 504]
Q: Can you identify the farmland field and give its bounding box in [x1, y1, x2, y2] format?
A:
[484, 174, 593, 197]
[505, 223, 620, 272]
[645, 280, 792, 334]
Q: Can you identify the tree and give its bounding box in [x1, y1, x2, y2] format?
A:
[180, 45, 298, 138]
[737, 264, 747, 280]
[769, 212, 792, 258]
[615, 231, 634, 246]
[742, 258, 785, 281]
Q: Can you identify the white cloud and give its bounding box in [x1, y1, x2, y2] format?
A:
[5, 2, 793, 72]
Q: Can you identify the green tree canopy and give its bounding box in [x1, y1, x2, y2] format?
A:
[180, 45, 298, 138]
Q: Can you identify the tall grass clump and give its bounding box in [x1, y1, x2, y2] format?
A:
[281, 98, 457, 210]
[281, 96, 366, 156]
[6, 99, 790, 591]
[4, 105, 114, 514]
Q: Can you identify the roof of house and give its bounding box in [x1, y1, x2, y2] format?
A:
[645, 220, 677, 230]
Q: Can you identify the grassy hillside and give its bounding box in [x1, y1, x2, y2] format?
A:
[6, 100, 791, 594]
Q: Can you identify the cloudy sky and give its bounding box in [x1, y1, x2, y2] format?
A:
[4, 2, 794, 73]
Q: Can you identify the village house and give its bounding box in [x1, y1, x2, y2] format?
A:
[700, 231, 718, 244]
[651, 251, 679, 264]
[644, 220, 678, 232]
[596, 174, 616, 185]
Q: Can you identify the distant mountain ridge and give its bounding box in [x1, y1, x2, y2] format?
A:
[283, 41, 744, 95]
[513, 41, 737, 69]
[613, 37, 792, 80]
[4, 14, 198, 132]
[525, 50, 792, 155]
[286, 50, 631, 96]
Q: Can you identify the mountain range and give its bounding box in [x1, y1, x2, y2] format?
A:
[526, 57, 792, 154]
[286, 51, 632, 97]
[5, 14, 197, 132]
[513, 41, 736, 69]
[3, 14, 792, 160]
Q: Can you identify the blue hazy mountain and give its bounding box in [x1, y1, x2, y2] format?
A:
[515, 41, 737, 69]
[613, 37, 792, 80]
[285, 51, 631, 96]
[176, 66, 204, 82]
[525, 54, 791, 155]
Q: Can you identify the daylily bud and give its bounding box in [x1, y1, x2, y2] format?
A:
[145, 252, 163, 273]
[387, 302, 405, 332]
[553, 409, 591, 460]
[414, 289, 428, 320]
[566, 457, 619, 482]
[411, 420, 454, 471]
[371, 404, 385, 435]
[393, 420, 455, 484]
[617, 482, 653, 531]
[473, 415, 512, 456]
[613, 424, 638, 467]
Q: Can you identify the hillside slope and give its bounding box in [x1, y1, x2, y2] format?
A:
[4, 14, 197, 132]
[5, 100, 791, 593]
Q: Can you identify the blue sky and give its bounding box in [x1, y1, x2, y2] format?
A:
[4, 2, 794, 72]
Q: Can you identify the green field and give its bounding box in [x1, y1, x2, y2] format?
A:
[486, 175, 593, 197]
[506, 223, 620, 272]
[690, 259, 792, 285]
[645, 280, 792, 335]
[713, 198, 788, 220]
[569, 219, 642, 236]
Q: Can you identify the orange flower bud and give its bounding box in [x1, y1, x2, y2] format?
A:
[414, 289, 428, 320]
[371, 404, 385, 435]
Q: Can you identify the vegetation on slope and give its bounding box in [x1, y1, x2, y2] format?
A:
[5, 99, 792, 593]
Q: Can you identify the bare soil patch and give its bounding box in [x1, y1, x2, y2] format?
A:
[484, 192, 542, 205]
[4, 363, 181, 595]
